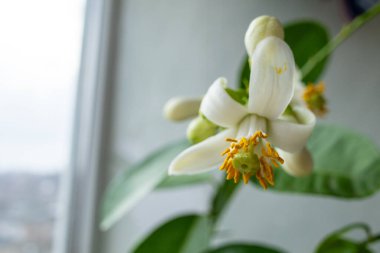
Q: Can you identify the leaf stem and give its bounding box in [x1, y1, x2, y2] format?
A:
[301, 3, 380, 78]
[364, 233, 380, 246]
[209, 180, 240, 224]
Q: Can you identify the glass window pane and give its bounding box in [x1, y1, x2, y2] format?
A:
[0, 1, 85, 252]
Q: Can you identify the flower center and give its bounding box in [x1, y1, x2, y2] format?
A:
[303, 82, 327, 116]
[220, 131, 284, 188]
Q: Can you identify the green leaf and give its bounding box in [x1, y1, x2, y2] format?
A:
[132, 214, 212, 253]
[225, 88, 248, 105]
[207, 243, 286, 253]
[158, 173, 214, 188]
[270, 124, 380, 198]
[316, 239, 372, 253]
[238, 57, 250, 89]
[284, 21, 330, 83]
[100, 140, 189, 230]
[315, 223, 373, 253]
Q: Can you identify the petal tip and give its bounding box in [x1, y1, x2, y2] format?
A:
[280, 148, 313, 177]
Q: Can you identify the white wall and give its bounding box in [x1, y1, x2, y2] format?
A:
[101, 1, 380, 252]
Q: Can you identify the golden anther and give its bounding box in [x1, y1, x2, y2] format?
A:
[219, 131, 283, 189]
[303, 82, 328, 116]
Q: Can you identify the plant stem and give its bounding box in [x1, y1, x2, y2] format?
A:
[364, 234, 380, 245]
[209, 180, 240, 224]
[301, 3, 380, 78]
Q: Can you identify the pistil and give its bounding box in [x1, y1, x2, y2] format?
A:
[220, 131, 284, 188]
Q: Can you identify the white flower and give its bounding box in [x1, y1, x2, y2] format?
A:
[169, 36, 316, 188]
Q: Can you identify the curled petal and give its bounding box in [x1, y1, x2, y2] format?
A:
[248, 37, 295, 119]
[277, 147, 313, 177]
[200, 77, 247, 128]
[268, 106, 316, 153]
[169, 128, 236, 175]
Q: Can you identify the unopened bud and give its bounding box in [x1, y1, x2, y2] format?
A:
[163, 97, 202, 121]
[244, 16, 284, 56]
[187, 116, 219, 144]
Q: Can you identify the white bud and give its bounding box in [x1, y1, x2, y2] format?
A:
[244, 16, 284, 56]
[163, 97, 202, 121]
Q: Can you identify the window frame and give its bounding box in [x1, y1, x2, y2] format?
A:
[53, 0, 121, 252]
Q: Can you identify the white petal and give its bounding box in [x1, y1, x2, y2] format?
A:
[236, 115, 267, 139]
[291, 68, 306, 107]
[277, 147, 313, 177]
[200, 77, 247, 128]
[247, 37, 295, 119]
[163, 96, 202, 121]
[169, 128, 236, 175]
[291, 80, 306, 107]
[268, 106, 316, 153]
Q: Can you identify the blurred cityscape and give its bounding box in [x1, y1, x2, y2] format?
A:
[0, 172, 59, 253]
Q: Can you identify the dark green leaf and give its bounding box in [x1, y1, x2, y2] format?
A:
[284, 21, 330, 83]
[132, 215, 212, 253]
[100, 140, 189, 230]
[270, 124, 380, 198]
[315, 223, 373, 253]
[225, 88, 248, 105]
[238, 57, 250, 89]
[316, 238, 372, 253]
[207, 243, 286, 253]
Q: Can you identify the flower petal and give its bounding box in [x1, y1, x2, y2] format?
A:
[290, 68, 306, 107]
[277, 147, 313, 177]
[169, 128, 236, 175]
[268, 106, 316, 153]
[236, 115, 267, 139]
[247, 37, 295, 119]
[200, 77, 247, 128]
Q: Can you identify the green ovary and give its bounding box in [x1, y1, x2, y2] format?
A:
[232, 150, 260, 175]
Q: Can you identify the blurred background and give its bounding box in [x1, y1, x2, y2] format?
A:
[0, 0, 379, 253]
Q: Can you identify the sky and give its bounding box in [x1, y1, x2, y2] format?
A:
[0, 0, 85, 173]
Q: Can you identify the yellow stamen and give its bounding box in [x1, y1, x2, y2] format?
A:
[220, 131, 283, 188]
[242, 173, 252, 184]
[303, 82, 328, 116]
[234, 170, 240, 183]
[256, 173, 267, 189]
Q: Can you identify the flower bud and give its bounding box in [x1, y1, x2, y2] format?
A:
[163, 97, 202, 121]
[244, 16, 284, 56]
[186, 116, 219, 144]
